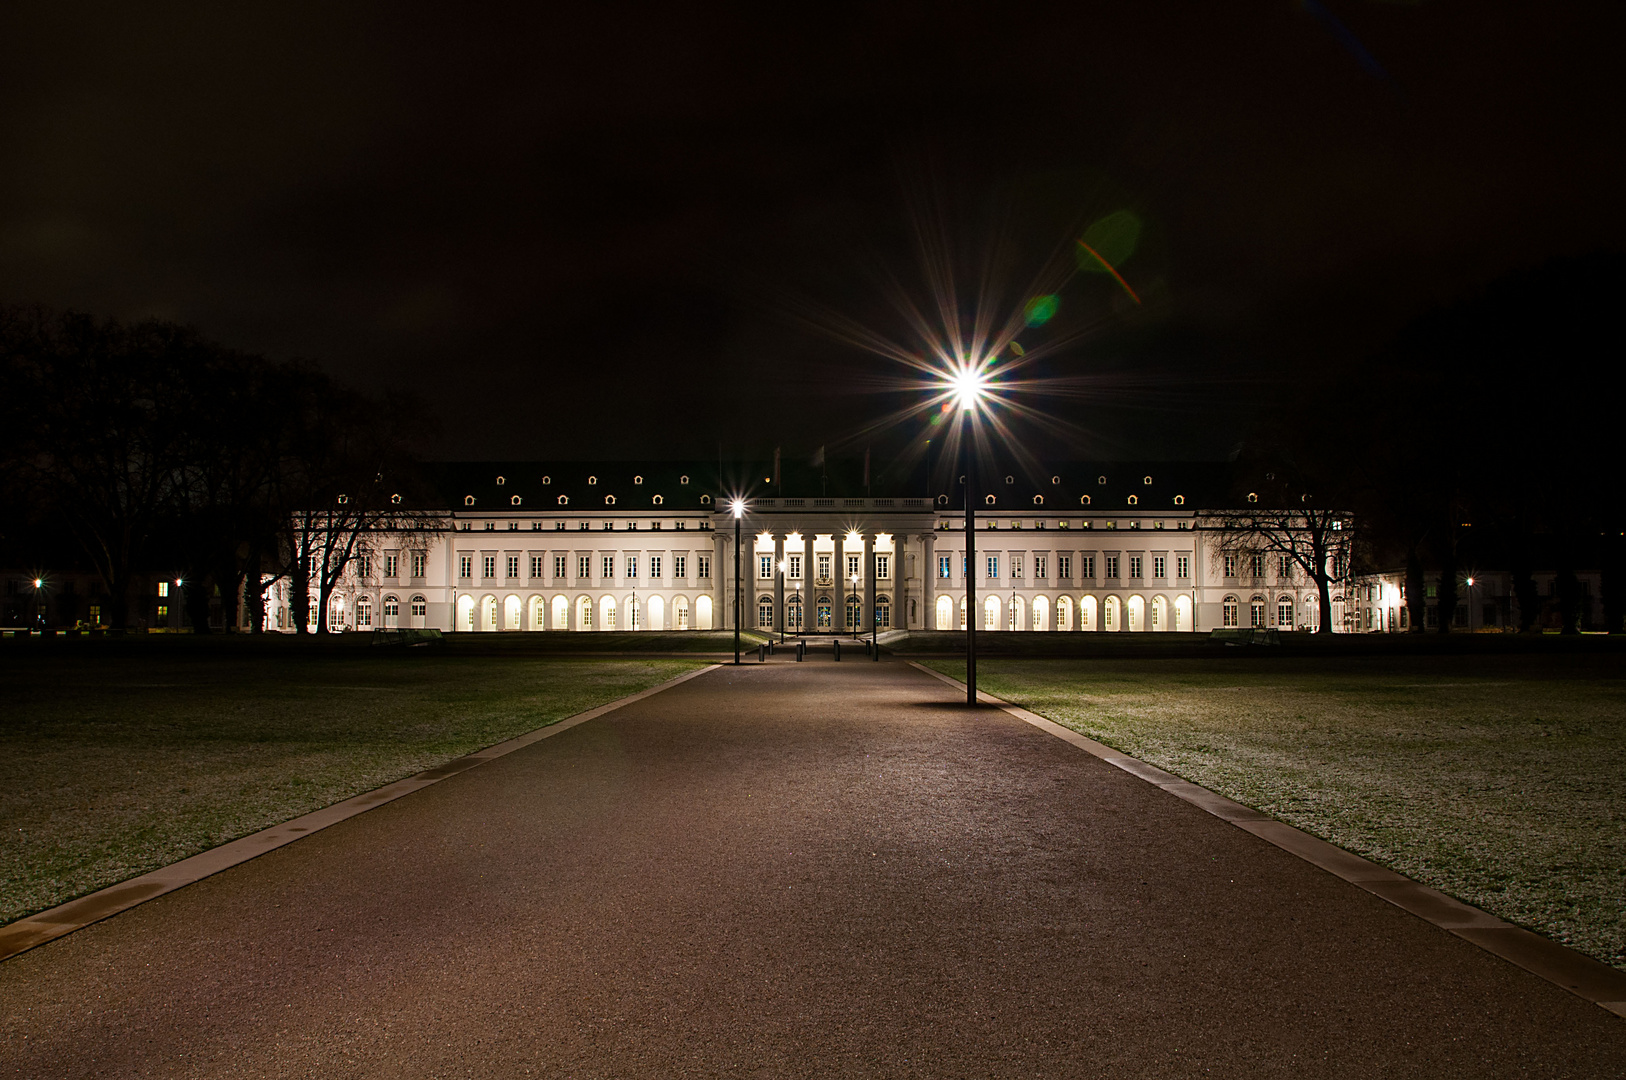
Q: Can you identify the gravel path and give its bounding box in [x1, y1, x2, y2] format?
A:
[2, 658, 1621, 1078]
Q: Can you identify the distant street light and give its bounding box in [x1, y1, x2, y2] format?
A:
[731, 498, 745, 664]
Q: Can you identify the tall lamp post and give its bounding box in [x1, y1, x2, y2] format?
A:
[950, 365, 989, 706]
[731, 498, 745, 664]
[777, 559, 787, 643]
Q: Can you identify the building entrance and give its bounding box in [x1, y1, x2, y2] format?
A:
[816, 597, 832, 629]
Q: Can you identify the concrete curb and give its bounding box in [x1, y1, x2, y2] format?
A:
[906, 660, 1626, 1019]
[0, 663, 722, 965]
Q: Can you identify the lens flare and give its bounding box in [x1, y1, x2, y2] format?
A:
[1023, 295, 1059, 326]
[1074, 239, 1141, 305]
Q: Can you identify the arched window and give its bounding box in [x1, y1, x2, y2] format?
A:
[1009, 595, 1023, 630]
[1278, 596, 1294, 628]
[504, 594, 521, 630]
[602, 596, 617, 630]
[558, 495, 569, 505]
[464, 495, 476, 506]
[845, 593, 861, 630]
[695, 594, 712, 629]
[410, 594, 427, 626]
[552, 594, 568, 629]
[481, 594, 497, 632]
[577, 596, 593, 630]
[1032, 595, 1049, 630]
[1080, 495, 1092, 506]
[653, 495, 664, 505]
[648, 594, 664, 630]
[354, 597, 372, 629]
[935, 595, 952, 630]
[382, 595, 399, 628]
[457, 594, 475, 631]
[1223, 595, 1239, 627]
[984, 494, 997, 505]
[984, 594, 999, 630]
[510, 495, 522, 506]
[1057, 595, 1072, 631]
[1127, 495, 1138, 506]
[528, 595, 545, 630]
[1126, 595, 1144, 632]
[1174, 594, 1191, 632]
[674, 595, 690, 630]
[1033, 495, 1044, 506]
[758, 595, 775, 628]
[1151, 595, 1167, 631]
[875, 594, 891, 629]
[816, 596, 832, 630]
[628, 596, 640, 630]
[1103, 595, 1118, 630]
[1250, 595, 1265, 628]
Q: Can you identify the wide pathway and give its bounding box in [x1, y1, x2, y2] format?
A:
[3, 660, 1623, 1078]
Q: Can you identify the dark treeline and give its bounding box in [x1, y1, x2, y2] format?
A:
[0, 306, 434, 632]
[1236, 251, 1626, 633]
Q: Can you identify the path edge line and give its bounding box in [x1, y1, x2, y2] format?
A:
[0, 662, 722, 965]
[905, 660, 1626, 1018]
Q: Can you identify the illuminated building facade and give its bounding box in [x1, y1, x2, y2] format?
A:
[272, 461, 1336, 635]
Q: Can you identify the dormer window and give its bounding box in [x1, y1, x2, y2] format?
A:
[510, 496, 522, 506]
[495, 476, 506, 486]
[1173, 495, 1186, 506]
[680, 475, 691, 485]
[984, 494, 997, 505]
[653, 495, 664, 505]
[1032, 495, 1044, 505]
[463, 495, 476, 506]
[557, 495, 569, 506]
[1143, 475, 1153, 485]
[1080, 495, 1091, 506]
[1127, 495, 1139, 506]
[633, 475, 644, 485]
[605, 495, 616, 506]
[588, 475, 598, 485]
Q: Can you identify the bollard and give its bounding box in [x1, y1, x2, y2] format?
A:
[758, 642, 766, 662]
[833, 640, 841, 662]
[797, 640, 805, 661]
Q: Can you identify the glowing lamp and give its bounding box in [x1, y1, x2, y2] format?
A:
[730, 498, 745, 519]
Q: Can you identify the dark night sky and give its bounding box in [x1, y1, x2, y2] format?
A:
[2, 2, 1621, 462]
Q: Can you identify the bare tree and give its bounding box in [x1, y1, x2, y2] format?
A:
[1201, 489, 1355, 634]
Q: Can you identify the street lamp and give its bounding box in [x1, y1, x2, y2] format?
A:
[947, 362, 991, 706]
[731, 498, 745, 664]
[1465, 575, 1476, 633]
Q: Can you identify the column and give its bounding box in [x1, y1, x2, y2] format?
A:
[802, 532, 814, 634]
[774, 532, 785, 637]
[921, 532, 935, 629]
[833, 540, 846, 635]
[713, 528, 728, 630]
[863, 532, 875, 636]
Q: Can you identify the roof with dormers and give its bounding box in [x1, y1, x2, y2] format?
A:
[425, 459, 1239, 513]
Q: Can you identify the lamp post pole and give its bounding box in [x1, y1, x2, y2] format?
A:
[777, 560, 785, 643]
[870, 548, 878, 659]
[964, 415, 977, 706]
[732, 500, 743, 664]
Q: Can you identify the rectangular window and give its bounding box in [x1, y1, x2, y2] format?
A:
[674, 555, 687, 580]
[846, 554, 860, 580]
[1279, 556, 1292, 579]
[556, 521, 566, 531]
[1251, 553, 1265, 577]
[1105, 555, 1119, 579]
[986, 555, 999, 579]
[1058, 555, 1072, 581]
[1153, 556, 1165, 580]
[157, 604, 168, 620]
[938, 555, 952, 579]
[158, 581, 169, 597]
[627, 556, 638, 579]
[506, 555, 519, 579]
[697, 555, 711, 579]
[412, 598, 426, 617]
[788, 554, 802, 579]
[384, 554, 398, 578]
[412, 553, 426, 578]
[1011, 558, 1023, 579]
[818, 553, 832, 581]
[602, 555, 615, 580]
[1177, 555, 1190, 579]
[876, 554, 890, 580]
[529, 556, 543, 579]
[357, 556, 372, 578]
[482, 556, 496, 579]
[459, 555, 473, 579]
[554, 555, 566, 578]
[578, 555, 591, 580]
[1129, 556, 1142, 579]
[650, 556, 661, 579]
[1224, 555, 1237, 578]
[760, 554, 773, 579]
[1034, 556, 1047, 580]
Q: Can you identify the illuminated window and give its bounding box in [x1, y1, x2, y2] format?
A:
[876, 555, 890, 580]
[1223, 596, 1239, 627]
[938, 555, 951, 579]
[158, 581, 169, 597]
[760, 554, 773, 579]
[986, 556, 999, 579]
[1011, 557, 1023, 579]
[411, 596, 426, 617]
[758, 596, 775, 628]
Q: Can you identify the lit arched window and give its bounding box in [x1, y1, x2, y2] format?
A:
[1080, 495, 1091, 506]
[984, 494, 997, 505]
[1250, 595, 1265, 628]
[1127, 495, 1138, 506]
[510, 495, 522, 506]
[1278, 596, 1294, 628]
[1033, 495, 1044, 505]
[1173, 495, 1185, 506]
[653, 495, 664, 505]
[558, 495, 569, 505]
[464, 496, 476, 506]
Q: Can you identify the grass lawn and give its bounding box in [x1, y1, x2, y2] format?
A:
[922, 653, 1626, 972]
[0, 643, 706, 925]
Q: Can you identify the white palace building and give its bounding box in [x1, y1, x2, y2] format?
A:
[279, 461, 1340, 636]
